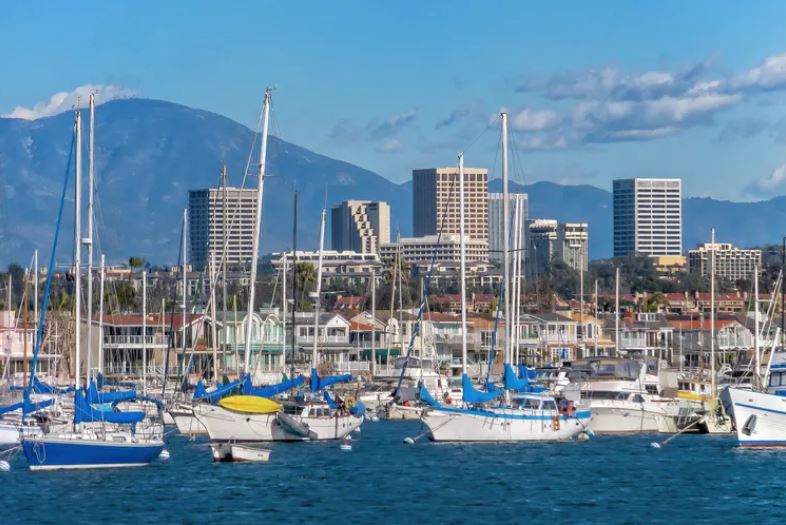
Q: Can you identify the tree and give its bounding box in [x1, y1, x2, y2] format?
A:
[128, 256, 145, 270]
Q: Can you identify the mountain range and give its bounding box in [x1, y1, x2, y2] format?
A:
[1, 97, 784, 267]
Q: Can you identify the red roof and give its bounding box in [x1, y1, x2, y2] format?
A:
[334, 295, 365, 309]
[349, 321, 377, 331]
[90, 313, 205, 327]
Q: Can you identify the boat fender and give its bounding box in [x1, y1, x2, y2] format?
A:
[0, 460, 9, 472]
[159, 449, 170, 461]
[552, 415, 560, 431]
[445, 397, 453, 405]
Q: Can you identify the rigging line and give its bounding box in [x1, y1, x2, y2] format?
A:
[460, 113, 501, 159]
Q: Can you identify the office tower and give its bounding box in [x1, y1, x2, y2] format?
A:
[688, 243, 762, 282]
[613, 178, 682, 257]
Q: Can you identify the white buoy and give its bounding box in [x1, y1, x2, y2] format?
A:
[353, 427, 361, 433]
[345, 434, 353, 441]
[403, 437, 415, 445]
[577, 432, 590, 441]
[650, 442, 661, 449]
[0, 460, 10, 472]
[159, 449, 171, 460]
[370, 415, 379, 422]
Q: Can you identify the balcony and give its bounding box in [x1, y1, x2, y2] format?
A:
[103, 335, 169, 347]
[336, 361, 371, 373]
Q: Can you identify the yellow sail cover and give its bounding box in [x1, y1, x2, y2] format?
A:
[218, 395, 282, 414]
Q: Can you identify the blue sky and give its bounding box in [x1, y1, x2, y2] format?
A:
[4, 1, 786, 200]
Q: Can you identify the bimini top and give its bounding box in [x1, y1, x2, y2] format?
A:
[218, 395, 282, 414]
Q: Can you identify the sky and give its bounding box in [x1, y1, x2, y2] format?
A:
[4, 1, 786, 200]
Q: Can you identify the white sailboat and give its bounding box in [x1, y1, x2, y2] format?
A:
[419, 115, 591, 442]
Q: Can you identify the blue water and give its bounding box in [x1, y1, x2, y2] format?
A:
[4, 422, 786, 524]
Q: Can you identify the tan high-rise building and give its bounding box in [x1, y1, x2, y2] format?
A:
[412, 167, 489, 248]
[331, 200, 390, 254]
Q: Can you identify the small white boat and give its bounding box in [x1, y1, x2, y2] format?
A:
[210, 442, 271, 462]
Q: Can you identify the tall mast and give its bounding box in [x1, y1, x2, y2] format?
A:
[221, 163, 228, 375]
[710, 227, 716, 399]
[579, 238, 584, 358]
[754, 264, 760, 390]
[244, 88, 272, 375]
[142, 270, 147, 393]
[74, 110, 82, 390]
[511, 197, 520, 364]
[98, 254, 105, 376]
[371, 267, 376, 377]
[209, 252, 218, 382]
[615, 266, 620, 356]
[458, 153, 468, 376]
[181, 208, 188, 376]
[311, 208, 327, 370]
[501, 112, 510, 365]
[85, 93, 95, 381]
[33, 250, 38, 351]
[291, 192, 298, 377]
[281, 254, 287, 373]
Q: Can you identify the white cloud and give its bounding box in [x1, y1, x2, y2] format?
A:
[376, 138, 403, 153]
[734, 52, 786, 90]
[747, 163, 786, 196]
[508, 108, 560, 131]
[2, 84, 136, 120]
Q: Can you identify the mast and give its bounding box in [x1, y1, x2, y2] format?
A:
[579, 240, 584, 358]
[311, 208, 327, 371]
[710, 227, 716, 399]
[74, 110, 82, 390]
[501, 112, 510, 366]
[511, 197, 521, 364]
[33, 250, 38, 351]
[458, 153, 468, 376]
[181, 208, 188, 376]
[209, 252, 218, 383]
[754, 264, 760, 390]
[85, 93, 95, 381]
[221, 163, 229, 375]
[281, 254, 287, 373]
[594, 279, 598, 357]
[291, 192, 298, 377]
[371, 266, 376, 377]
[142, 270, 147, 393]
[244, 88, 272, 375]
[615, 266, 620, 356]
[22, 271, 29, 388]
[98, 254, 105, 376]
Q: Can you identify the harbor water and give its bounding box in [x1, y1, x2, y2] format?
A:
[4, 421, 786, 525]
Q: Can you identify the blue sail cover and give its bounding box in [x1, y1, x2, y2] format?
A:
[74, 390, 145, 425]
[350, 401, 366, 417]
[323, 390, 338, 409]
[87, 380, 136, 404]
[310, 369, 352, 392]
[504, 364, 530, 392]
[417, 384, 441, 408]
[245, 375, 306, 397]
[0, 399, 48, 416]
[32, 376, 74, 394]
[194, 378, 242, 404]
[461, 373, 503, 404]
[518, 364, 538, 381]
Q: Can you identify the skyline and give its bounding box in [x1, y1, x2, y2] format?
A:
[5, 2, 786, 203]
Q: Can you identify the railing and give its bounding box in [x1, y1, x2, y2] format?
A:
[434, 333, 482, 345]
[103, 335, 169, 346]
[336, 362, 371, 373]
[101, 363, 159, 377]
[297, 336, 349, 344]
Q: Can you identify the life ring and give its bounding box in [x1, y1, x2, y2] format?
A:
[445, 397, 453, 405]
[345, 395, 356, 409]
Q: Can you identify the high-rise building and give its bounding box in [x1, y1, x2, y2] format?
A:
[488, 192, 527, 263]
[688, 243, 762, 282]
[556, 223, 589, 272]
[527, 220, 589, 275]
[188, 186, 258, 271]
[412, 167, 489, 247]
[331, 200, 390, 254]
[613, 178, 682, 257]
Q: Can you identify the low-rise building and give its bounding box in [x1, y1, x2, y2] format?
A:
[688, 243, 762, 282]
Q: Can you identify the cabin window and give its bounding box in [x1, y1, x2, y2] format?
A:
[523, 398, 541, 410]
[542, 400, 557, 411]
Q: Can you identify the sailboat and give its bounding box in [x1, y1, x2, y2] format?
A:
[195, 199, 364, 441]
[418, 114, 591, 442]
[22, 106, 164, 470]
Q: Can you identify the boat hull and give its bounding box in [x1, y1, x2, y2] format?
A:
[722, 387, 786, 447]
[194, 404, 363, 442]
[22, 437, 164, 470]
[0, 422, 43, 446]
[421, 407, 591, 442]
[585, 404, 677, 434]
[171, 406, 208, 436]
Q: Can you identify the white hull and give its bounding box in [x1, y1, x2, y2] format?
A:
[421, 407, 591, 442]
[170, 405, 208, 435]
[585, 403, 677, 433]
[194, 404, 363, 442]
[722, 387, 786, 446]
[0, 422, 43, 445]
[383, 404, 423, 420]
[210, 442, 271, 462]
